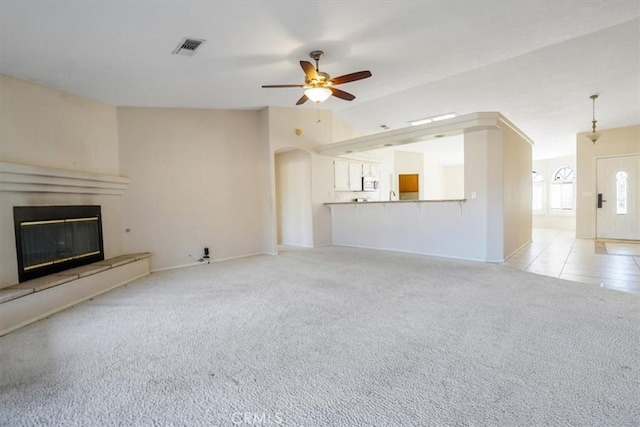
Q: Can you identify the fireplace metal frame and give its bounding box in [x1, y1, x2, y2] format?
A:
[13, 205, 105, 282]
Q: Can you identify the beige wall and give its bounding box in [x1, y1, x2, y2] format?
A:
[0, 75, 123, 287]
[463, 124, 532, 262]
[267, 106, 334, 153]
[485, 129, 506, 261]
[0, 75, 119, 175]
[310, 154, 335, 247]
[576, 125, 640, 238]
[332, 115, 364, 143]
[502, 123, 533, 257]
[258, 108, 277, 255]
[117, 107, 269, 270]
[463, 130, 495, 260]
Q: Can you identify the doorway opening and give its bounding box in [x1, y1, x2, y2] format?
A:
[398, 173, 419, 200]
[274, 149, 313, 247]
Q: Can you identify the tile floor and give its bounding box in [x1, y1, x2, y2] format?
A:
[503, 228, 640, 296]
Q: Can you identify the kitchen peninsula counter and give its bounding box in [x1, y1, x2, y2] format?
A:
[324, 197, 495, 262]
[325, 199, 466, 205]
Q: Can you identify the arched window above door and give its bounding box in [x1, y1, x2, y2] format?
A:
[553, 167, 575, 182]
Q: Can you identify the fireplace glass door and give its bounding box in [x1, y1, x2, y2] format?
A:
[14, 206, 104, 282]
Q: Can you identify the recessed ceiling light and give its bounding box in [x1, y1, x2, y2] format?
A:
[431, 113, 456, 122]
[408, 118, 432, 126]
[409, 113, 456, 126]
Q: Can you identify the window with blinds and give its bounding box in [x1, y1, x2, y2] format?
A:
[550, 167, 575, 211]
[532, 171, 544, 211]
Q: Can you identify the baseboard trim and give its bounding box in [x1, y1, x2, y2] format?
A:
[503, 239, 533, 262]
[151, 252, 268, 273]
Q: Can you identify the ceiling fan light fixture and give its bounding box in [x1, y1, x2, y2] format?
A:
[262, 51, 370, 105]
[304, 87, 332, 103]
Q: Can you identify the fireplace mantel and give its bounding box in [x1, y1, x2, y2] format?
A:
[0, 161, 129, 195]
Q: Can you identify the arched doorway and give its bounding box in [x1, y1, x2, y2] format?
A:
[274, 149, 313, 247]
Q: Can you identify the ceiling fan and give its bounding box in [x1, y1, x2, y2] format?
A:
[262, 50, 372, 105]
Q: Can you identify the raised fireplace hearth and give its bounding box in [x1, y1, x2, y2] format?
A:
[14, 206, 105, 282]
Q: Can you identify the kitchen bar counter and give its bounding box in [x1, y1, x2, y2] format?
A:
[324, 199, 466, 205]
[324, 197, 494, 262]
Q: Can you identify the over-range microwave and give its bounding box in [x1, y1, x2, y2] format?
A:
[362, 176, 379, 191]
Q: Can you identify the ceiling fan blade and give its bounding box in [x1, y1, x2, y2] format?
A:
[331, 71, 372, 85]
[331, 87, 356, 101]
[300, 61, 318, 80]
[296, 94, 308, 105]
[262, 84, 304, 88]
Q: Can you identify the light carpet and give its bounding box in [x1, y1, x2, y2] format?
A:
[1, 246, 639, 426]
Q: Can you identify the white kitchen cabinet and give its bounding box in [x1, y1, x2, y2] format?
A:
[362, 163, 379, 178]
[348, 162, 363, 190]
[334, 160, 363, 191]
[334, 160, 350, 190]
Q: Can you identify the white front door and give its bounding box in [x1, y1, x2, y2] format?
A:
[596, 155, 640, 239]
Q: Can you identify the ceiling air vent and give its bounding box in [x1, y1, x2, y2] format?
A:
[172, 38, 205, 56]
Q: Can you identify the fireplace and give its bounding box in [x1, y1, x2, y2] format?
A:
[14, 206, 105, 282]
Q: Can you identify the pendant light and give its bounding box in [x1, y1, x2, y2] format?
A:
[587, 94, 600, 144]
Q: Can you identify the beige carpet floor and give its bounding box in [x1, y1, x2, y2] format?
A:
[1, 246, 638, 426]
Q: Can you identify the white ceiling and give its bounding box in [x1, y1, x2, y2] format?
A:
[1, 1, 638, 160]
